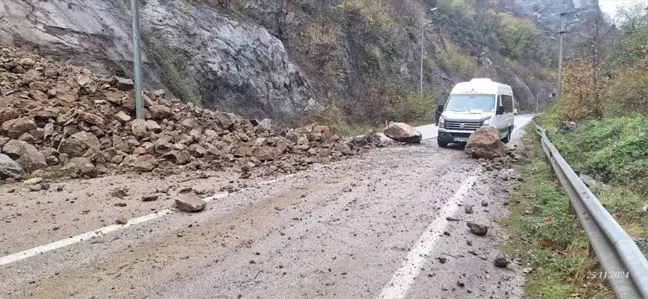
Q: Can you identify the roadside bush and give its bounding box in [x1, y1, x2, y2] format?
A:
[605, 66, 648, 116]
[391, 90, 437, 125]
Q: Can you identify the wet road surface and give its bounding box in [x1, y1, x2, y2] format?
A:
[0, 116, 534, 299]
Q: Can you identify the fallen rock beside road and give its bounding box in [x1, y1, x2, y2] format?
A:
[465, 126, 504, 159]
[467, 222, 489, 236]
[0, 47, 387, 181]
[383, 122, 422, 144]
[175, 195, 207, 212]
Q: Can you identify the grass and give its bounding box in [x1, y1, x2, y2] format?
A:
[502, 126, 613, 298]
[536, 115, 648, 240]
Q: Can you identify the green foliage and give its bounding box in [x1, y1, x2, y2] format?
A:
[337, 0, 395, 33]
[551, 116, 648, 198]
[605, 66, 648, 116]
[503, 129, 611, 298]
[435, 0, 555, 67]
[391, 90, 438, 125]
[442, 41, 477, 77]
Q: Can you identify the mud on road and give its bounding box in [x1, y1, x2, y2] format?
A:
[1, 138, 524, 299]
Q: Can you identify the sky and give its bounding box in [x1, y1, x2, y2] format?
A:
[598, 0, 633, 22]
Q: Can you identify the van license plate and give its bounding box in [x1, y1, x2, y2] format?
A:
[453, 137, 469, 142]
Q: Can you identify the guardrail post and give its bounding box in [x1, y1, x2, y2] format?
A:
[568, 200, 576, 215]
[588, 241, 595, 257]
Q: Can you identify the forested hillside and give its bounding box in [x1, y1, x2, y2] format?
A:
[0, 0, 598, 126]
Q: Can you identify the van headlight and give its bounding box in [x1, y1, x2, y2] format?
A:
[439, 116, 446, 127]
[482, 119, 490, 126]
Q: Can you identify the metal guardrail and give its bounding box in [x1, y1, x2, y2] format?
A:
[532, 120, 648, 299]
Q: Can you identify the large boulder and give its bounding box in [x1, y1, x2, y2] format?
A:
[58, 131, 101, 158]
[0, 153, 24, 179]
[465, 126, 504, 159]
[383, 122, 422, 144]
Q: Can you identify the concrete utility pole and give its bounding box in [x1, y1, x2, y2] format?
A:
[420, 7, 438, 99]
[131, 0, 145, 119]
[557, 11, 566, 103]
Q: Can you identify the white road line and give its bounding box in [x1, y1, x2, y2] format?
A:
[378, 173, 478, 299]
[0, 175, 296, 267]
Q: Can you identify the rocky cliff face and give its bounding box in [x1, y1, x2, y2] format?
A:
[0, 0, 313, 122]
[0, 0, 563, 124]
[513, 0, 602, 29]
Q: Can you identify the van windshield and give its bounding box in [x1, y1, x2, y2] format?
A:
[445, 94, 496, 112]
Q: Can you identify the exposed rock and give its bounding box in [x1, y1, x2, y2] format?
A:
[465, 127, 504, 159]
[58, 131, 101, 158]
[335, 142, 353, 155]
[188, 144, 206, 158]
[16, 142, 47, 173]
[163, 150, 191, 165]
[115, 77, 134, 91]
[149, 105, 172, 120]
[62, 157, 98, 178]
[2, 139, 23, 159]
[175, 194, 207, 212]
[115, 111, 132, 123]
[0, 107, 19, 123]
[253, 146, 276, 161]
[0, 47, 380, 180]
[78, 111, 104, 127]
[133, 154, 158, 172]
[467, 222, 489, 236]
[2, 117, 37, 138]
[579, 174, 609, 194]
[254, 118, 272, 133]
[494, 253, 509, 268]
[131, 119, 148, 139]
[146, 120, 162, 133]
[383, 122, 422, 144]
[557, 121, 577, 134]
[464, 204, 474, 214]
[142, 194, 159, 202]
[23, 177, 43, 185]
[215, 112, 234, 130]
[0, 154, 24, 179]
[116, 216, 128, 225]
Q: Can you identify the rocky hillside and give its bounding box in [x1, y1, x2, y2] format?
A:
[0, 0, 589, 125]
[0, 47, 381, 180]
[513, 0, 602, 28]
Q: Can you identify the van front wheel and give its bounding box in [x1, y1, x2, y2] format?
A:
[437, 139, 449, 148]
[502, 127, 512, 143]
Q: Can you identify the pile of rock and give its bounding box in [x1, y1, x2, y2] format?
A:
[465, 127, 504, 159]
[0, 47, 367, 180]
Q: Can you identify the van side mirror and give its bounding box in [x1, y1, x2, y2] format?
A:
[437, 105, 444, 113]
[496, 106, 505, 115]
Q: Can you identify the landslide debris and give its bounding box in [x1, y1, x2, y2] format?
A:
[0, 47, 380, 180]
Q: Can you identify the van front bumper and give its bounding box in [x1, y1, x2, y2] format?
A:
[437, 128, 475, 143]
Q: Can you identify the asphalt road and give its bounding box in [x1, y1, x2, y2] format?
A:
[0, 116, 534, 299]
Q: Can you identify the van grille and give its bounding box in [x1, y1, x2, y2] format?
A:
[445, 121, 481, 131]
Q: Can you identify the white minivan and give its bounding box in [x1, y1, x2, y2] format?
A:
[436, 78, 515, 148]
